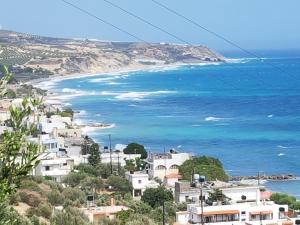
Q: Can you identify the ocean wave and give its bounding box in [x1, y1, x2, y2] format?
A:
[115, 90, 176, 101]
[278, 153, 285, 156]
[277, 145, 289, 149]
[88, 76, 120, 83]
[267, 114, 274, 118]
[191, 124, 201, 127]
[205, 116, 226, 122]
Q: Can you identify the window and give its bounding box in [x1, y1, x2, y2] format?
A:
[45, 166, 50, 171]
[155, 165, 166, 170]
[138, 180, 142, 184]
[241, 211, 246, 215]
[169, 164, 179, 169]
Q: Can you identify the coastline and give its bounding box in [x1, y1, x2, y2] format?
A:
[28, 60, 222, 136]
[25, 57, 300, 198]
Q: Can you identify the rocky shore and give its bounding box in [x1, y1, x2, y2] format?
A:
[230, 174, 296, 181]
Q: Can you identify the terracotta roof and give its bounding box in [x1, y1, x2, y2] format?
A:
[250, 210, 273, 215]
[200, 210, 239, 216]
[165, 173, 182, 179]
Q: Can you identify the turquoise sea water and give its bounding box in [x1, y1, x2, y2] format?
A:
[49, 50, 300, 196]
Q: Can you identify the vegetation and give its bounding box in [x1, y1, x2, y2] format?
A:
[271, 193, 300, 210]
[88, 143, 101, 166]
[141, 187, 173, 208]
[207, 188, 231, 205]
[124, 143, 147, 159]
[179, 156, 229, 181]
[0, 65, 42, 203]
[125, 158, 147, 172]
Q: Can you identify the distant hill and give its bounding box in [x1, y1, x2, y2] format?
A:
[0, 30, 225, 80]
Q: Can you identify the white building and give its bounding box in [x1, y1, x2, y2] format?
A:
[125, 172, 159, 198]
[101, 151, 141, 167]
[147, 151, 191, 180]
[35, 153, 74, 182]
[177, 201, 293, 225]
[175, 181, 261, 204]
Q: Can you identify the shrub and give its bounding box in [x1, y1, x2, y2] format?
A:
[50, 206, 91, 225]
[62, 187, 85, 205]
[36, 202, 52, 219]
[20, 179, 42, 193]
[9, 192, 21, 205]
[63, 172, 87, 187]
[47, 189, 65, 206]
[179, 156, 229, 181]
[141, 187, 173, 208]
[107, 176, 132, 193]
[19, 190, 43, 207]
[124, 143, 147, 159]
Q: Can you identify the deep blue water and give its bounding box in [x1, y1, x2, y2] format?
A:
[50, 50, 300, 196]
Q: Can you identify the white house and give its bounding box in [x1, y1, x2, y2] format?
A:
[175, 181, 261, 204]
[101, 151, 141, 167]
[177, 201, 293, 225]
[125, 171, 159, 198]
[147, 151, 191, 180]
[35, 153, 74, 182]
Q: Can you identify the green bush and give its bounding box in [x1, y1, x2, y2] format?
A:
[62, 187, 85, 205]
[50, 207, 91, 225]
[36, 202, 52, 219]
[141, 187, 173, 208]
[124, 143, 147, 159]
[47, 189, 65, 206]
[179, 156, 229, 181]
[63, 172, 87, 187]
[107, 176, 132, 193]
[270, 192, 300, 210]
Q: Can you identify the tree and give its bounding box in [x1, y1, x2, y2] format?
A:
[88, 143, 101, 166]
[107, 176, 132, 193]
[207, 188, 231, 205]
[0, 65, 42, 203]
[62, 172, 87, 187]
[80, 177, 104, 192]
[124, 143, 147, 159]
[141, 187, 173, 208]
[125, 158, 147, 172]
[179, 156, 229, 181]
[50, 207, 91, 225]
[270, 193, 300, 210]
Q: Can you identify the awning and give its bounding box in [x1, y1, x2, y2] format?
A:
[250, 210, 273, 215]
[201, 210, 239, 216]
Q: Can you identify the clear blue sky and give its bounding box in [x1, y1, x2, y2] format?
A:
[1, 0, 299, 51]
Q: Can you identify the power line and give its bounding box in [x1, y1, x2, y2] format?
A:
[61, 0, 145, 42]
[149, 0, 299, 79]
[60, 0, 288, 93]
[102, 0, 191, 45]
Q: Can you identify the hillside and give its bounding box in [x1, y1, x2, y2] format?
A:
[0, 30, 225, 80]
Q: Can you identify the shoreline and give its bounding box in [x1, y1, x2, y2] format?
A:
[28, 60, 222, 137]
[26, 61, 222, 87]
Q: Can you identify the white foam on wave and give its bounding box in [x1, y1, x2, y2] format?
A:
[278, 153, 285, 156]
[191, 124, 201, 127]
[115, 90, 176, 101]
[277, 145, 289, 149]
[205, 116, 226, 122]
[268, 114, 274, 118]
[89, 76, 121, 83]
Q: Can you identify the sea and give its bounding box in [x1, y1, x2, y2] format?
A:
[45, 50, 300, 198]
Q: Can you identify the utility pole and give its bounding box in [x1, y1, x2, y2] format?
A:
[200, 181, 204, 225]
[109, 134, 113, 174]
[162, 199, 165, 225]
[257, 171, 260, 186]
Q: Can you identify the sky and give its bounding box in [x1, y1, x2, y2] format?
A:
[0, 0, 300, 51]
